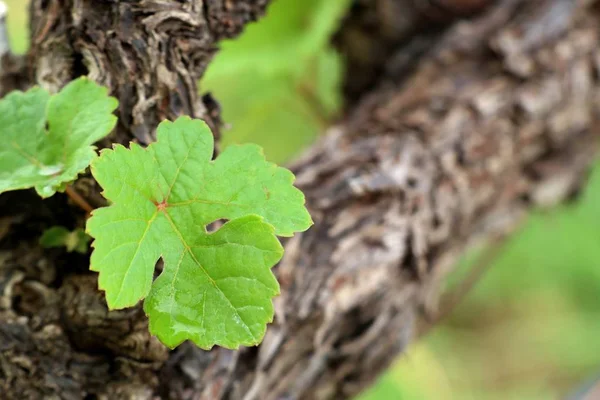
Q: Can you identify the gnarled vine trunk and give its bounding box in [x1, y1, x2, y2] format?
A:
[1, 0, 598, 399]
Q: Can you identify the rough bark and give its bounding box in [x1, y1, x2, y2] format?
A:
[336, 0, 492, 101]
[1, 0, 599, 399]
[27, 0, 267, 144]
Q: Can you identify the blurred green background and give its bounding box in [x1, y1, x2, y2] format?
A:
[7, 0, 600, 398]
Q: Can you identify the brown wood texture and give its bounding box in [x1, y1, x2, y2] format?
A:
[1, 0, 599, 399]
[27, 0, 268, 144]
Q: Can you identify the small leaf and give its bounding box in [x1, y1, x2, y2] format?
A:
[0, 77, 118, 197]
[87, 117, 312, 349]
[40, 226, 91, 254]
[40, 226, 70, 248]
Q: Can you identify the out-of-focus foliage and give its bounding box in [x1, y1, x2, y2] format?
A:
[6, 0, 600, 399]
[4, 0, 28, 54]
[201, 0, 350, 163]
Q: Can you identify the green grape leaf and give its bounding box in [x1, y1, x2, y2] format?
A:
[87, 117, 312, 349]
[0, 77, 118, 197]
[40, 226, 91, 254]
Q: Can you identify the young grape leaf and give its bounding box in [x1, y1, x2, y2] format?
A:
[87, 117, 312, 349]
[40, 226, 91, 254]
[0, 77, 118, 197]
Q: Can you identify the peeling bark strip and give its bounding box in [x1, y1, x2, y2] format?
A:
[0, 0, 599, 399]
[28, 0, 268, 144]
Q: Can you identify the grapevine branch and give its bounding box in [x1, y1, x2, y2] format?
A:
[0, 0, 598, 399]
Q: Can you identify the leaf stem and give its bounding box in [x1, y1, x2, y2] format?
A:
[65, 185, 94, 216]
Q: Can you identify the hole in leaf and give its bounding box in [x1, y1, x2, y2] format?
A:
[72, 52, 89, 78]
[206, 219, 228, 233]
[152, 259, 164, 282]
